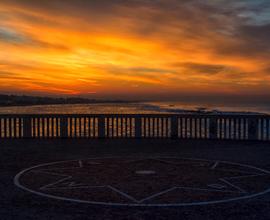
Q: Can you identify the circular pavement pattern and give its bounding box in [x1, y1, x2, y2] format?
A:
[14, 157, 270, 207]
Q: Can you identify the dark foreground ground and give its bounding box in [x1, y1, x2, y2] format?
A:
[1, 139, 270, 220]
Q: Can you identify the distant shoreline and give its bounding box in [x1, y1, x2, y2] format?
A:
[0, 94, 268, 115]
[0, 101, 139, 107]
[0, 94, 139, 107]
[0, 102, 265, 116]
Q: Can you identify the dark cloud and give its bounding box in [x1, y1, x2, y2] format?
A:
[172, 62, 226, 75]
[1, 0, 270, 59]
[0, 70, 32, 81]
[239, 23, 270, 45]
[2, 0, 269, 36]
[32, 40, 70, 51]
[2, 0, 269, 25]
[95, 64, 171, 76]
[0, 27, 28, 44]
[0, 26, 70, 50]
[262, 66, 270, 75]
[213, 22, 270, 58]
[126, 67, 172, 74]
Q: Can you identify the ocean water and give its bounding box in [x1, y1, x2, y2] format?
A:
[0, 102, 269, 114]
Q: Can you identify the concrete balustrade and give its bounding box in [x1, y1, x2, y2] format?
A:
[0, 114, 269, 141]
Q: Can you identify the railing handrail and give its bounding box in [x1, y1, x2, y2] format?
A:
[0, 113, 269, 118]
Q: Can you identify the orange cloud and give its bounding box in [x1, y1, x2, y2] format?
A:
[0, 0, 270, 99]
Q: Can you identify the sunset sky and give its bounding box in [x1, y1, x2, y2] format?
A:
[0, 0, 270, 101]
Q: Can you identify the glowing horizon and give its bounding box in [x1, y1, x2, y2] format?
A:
[0, 0, 270, 100]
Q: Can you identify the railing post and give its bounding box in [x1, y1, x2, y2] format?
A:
[248, 118, 259, 140]
[60, 117, 68, 138]
[98, 116, 105, 139]
[171, 116, 178, 139]
[23, 117, 32, 138]
[209, 117, 218, 139]
[135, 117, 142, 138]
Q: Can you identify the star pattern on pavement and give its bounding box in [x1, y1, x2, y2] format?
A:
[29, 158, 269, 204]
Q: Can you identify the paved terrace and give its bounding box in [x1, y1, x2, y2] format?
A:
[1, 139, 270, 220]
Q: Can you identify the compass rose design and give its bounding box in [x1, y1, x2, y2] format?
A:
[14, 157, 270, 206]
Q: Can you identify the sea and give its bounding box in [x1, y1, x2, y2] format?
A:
[0, 101, 269, 115]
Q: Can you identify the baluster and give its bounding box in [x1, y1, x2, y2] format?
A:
[22, 117, 32, 138]
[50, 118, 54, 138]
[87, 117, 90, 138]
[60, 117, 68, 138]
[223, 118, 226, 139]
[194, 118, 197, 139]
[16, 118, 19, 138]
[45, 118, 48, 138]
[243, 118, 247, 140]
[202, 118, 205, 138]
[73, 117, 77, 138]
[11, 118, 15, 138]
[127, 117, 130, 137]
[234, 118, 237, 139]
[93, 118, 96, 137]
[154, 118, 157, 137]
[0, 118, 2, 138]
[125, 117, 127, 138]
[111, 117, 114, 138]
[237, 118, 240, 140]
[98, 116, 105, 139]
[43, 117, 46, 138]
[261, 118, 265, 140]
[83, 117, 86, 138]
[152, 117, 155, 137]
[209, 117, 218, 140]
[144, 118, 147, 138]
[78, 117, 81, 138]
[125, 118, 129, 137]
[193, 118, 196, 138]
[18, 118, 21, 138]
[55, 117, 58, 138]
[31, 118, 35, 138]
[228, 118, 231, 140]
[149, 118, 152, 137]
[116, 117, 119, 138]
[8, 118, 11, 138]
[121, 117, 124, 137]
[183, 117, 186, 138]
[142, 118, 145, 138]
[267, 119, 270, 141]
[218, 119, 222, 139]
[36, 118, 40, 138]
[110, 117, 113, 137]
[159, 118, 162, 138]
[120, 117, 122, 137]
[240, 118, 244, 140]
[177, 118, 180, 139]
[135, 117, 141, 138]
[199, 118, 202, 139]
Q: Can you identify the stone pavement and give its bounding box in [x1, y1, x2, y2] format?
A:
[1, 139, 270, 220]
